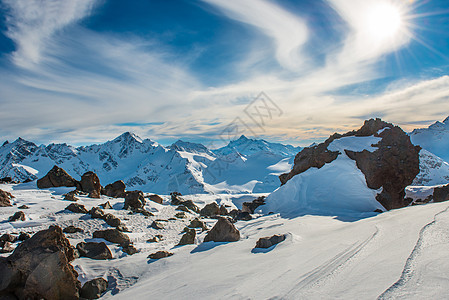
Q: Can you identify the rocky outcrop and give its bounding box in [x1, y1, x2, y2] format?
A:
[76, 242, 112, 260]
[79, 278, 108, 299]
[178, 228, 196, 245]
[0, 189, 13, 207]
[122, 244, 138, 255]
[0, 226, 80, 299]
[65, 203, 88, 214]
[80, 171, 102, 198]
[63, 226, 84, 234]
[103, 180, 126, 198]
[200, 202, 220, 217]
[204, 217, 240, 242]
[148, 251, 173, 260]
[100, 201, 113, 209]
[64, 190, 79, 201]
[93, 229, 130, 246]
[148, 194, 163, 204]
[37, 165, 78, 189]
[9, 211, 25, 222]
[242, 196, 266, 214]
[89, 207, 105, 219]
[433, 184, 449, 203]
[254, 234, 286, 249]
[124, 190, 146, 210]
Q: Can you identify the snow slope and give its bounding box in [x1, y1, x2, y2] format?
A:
[413, 149, 449, 186]
[2, 183, 449, 299]
[410, 116, 449, 163]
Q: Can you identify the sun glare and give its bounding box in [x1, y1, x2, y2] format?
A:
[365, 3, 404, 41]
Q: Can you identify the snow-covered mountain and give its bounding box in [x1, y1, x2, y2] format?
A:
[0, 133, 301, 195]
[410, 116, 449, 163]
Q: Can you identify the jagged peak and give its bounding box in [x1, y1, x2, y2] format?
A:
[443, 116, 449, 124]
[237, 135, 249, 141]
[1, 140, 8, 147]
[113, 132, 143, 143]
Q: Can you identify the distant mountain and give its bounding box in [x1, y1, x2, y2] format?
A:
[410, 116, 449, 163]
[0, 132, 301, 195]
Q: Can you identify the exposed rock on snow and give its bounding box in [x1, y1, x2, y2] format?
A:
[200, 202, 220, 217]
[63, 225, 84, 234]
[37, 165, 78, 189]
[66, 203, 88, 214]
[76, 242, 113, 260]
[64, 190, 79, 201]
[255, 234, 286, 249]
[178, 228, 196, 245]
[99, 201, 113, 209]
[242, 196, 266, 213]
[0, 189, 13, 207]
[188, 218, 208, 231]
[148, 250, 173, 260]
[9, 211, 25, 222]
[89, 207, 105, 219]
[93, 229, 130, 246]
[103, 180, 126, 198]
[122, 244, 139, 255]
[413, 150, 449, 186]
[148, 194, 164, 204]
[204, 217, 240, 242]
[0, 226, 80, 299]
[80, 171, 102, 198]
[410, 116, 449, 163]
[433, 184, 449, 203]
[124, 190, 146, 210]
[79, 277, 108, 299]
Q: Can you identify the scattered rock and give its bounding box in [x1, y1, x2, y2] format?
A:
[79, 278, 108, 299]
[63, 225, 84, 234]
[229, 209, 252, 221]
[188, 218, 208, 231]
[93, 229, 130, 246]
[204, 217, 240, 242]
[147, 235, 163, 243]
[242, 196, 266, 214]
[254, 234, 286, 249]
[122, 244, 138, 255]
[18, 204, 29, 209]
[124, 190, 146, 210]
[18, 232, 31, 241]
[200, 202, 220, 217]
[170, 192, 184, 205]
[148, 250, 173, 260]
[182, 200, 200, 213]
[0, 189, 14, 207]
[80, 171, 102, 198]
[65, 203, 88, 214]
[132, 207, 154, 216]
[37, 165, 78, 189]
[150, 221, 164, 230]
[176, 205, 190, 213]
[148, 194, 164, 204]
[89, 207, 105, 219]
[8, 211, 25, 222]
[0, 176, 13, 184]
[76, 242, 112, 260]
[178, 228, 196, 246]
[1, 233, 18, 243]
[103, 180, 126, 198]
[64, 191, 79, 201]
[0, 241, 14, 253]
[175, 212, 186, 219]
[0, 226, 80, 299]
[103, 213, 122, 227]
[219, 205, 228, 215]
[99, 201, 113, 209]
[433, 184, 449, 203]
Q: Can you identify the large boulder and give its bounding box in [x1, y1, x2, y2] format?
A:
[0, 226, 80, 299]
[148, 194, 163, 204]
[124, 190, 146, 210]
[254, 234, 286, 249]
[178, 228, 196, 246]
[200, 202, 220, 217]
[79, 278, 108, 299]
[93, 229, 130, 246]
[80, 171, 102, 198]
[37, 165, 78, 189]
[76, 242, 112, 260]
[0, 189, 13, 207]
[433, 184, 449, 203]
[9, 211, 26, 222]
[103, 180, 126, 198]
[204, 217, 240, 242]
[65, 203, 88, 214]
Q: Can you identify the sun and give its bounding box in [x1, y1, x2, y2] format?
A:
[364, 2, 404, 41]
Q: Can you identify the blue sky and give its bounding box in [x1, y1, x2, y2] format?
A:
[0, 0, 449, 147]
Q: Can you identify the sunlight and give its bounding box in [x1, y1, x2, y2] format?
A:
[364, 2, 404, 42]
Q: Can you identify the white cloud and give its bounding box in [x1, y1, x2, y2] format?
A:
[2, 0, 98, 67]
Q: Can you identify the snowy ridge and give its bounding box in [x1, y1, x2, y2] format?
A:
[410, 116, 449, 163]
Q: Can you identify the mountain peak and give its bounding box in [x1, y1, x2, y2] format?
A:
[237, 135, 249, 141]
[114, 132, 143, 143]
[443, 116, 449, 124]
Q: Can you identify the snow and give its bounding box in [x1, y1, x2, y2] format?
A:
[413, 149, 449, 186]
[410, 117, 449, 163]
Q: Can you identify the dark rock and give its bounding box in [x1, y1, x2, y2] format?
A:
[148, 194, 163, 204]
[89, 207, 105, 219]
[79, 278, 108, 299]
[80, 171, 102, 198]
[8, 211, 25, 222]
[204, 217, 240, 242]
[433, 184, 449, 203]
[374, 209, 384, 213]
[18, 205, 29, 209]
[93, 229, 130, 246]
[66, 203, 88, 214]
[150, 221, 164, 230]
[0, 226, 80, 299]
[103, 213, 122, 227]
[178, 228, 196, 246]
[64, 191, 79, 201]
[0, 189, 14, 207]
[147, 235, 163, 243]
[37, 165, 78, 189]
[99, 201, 113, 209]
[132, 207, 154, 216]
[200, 202, 220, 217]
[116, 224, 130, 232]
[0, 241, 14, 253]
[63, 226, 84, 234]
[254, 234, 286, 249]
[219, 205, 228, 215]
[188, 218, 208, 231]
[76, 242, 112, 260]
[176, 205, 190, 213]
[170, 192, 183, 205]
[104, 180, 126, 198]
[181, 200, 200, 213]
[1, 234, 18, 243]
[124, 190, 146, 210]
[242, 196, 266, 214]
[175, 212, 186, 219]
[229, 209, 252, 221]
[122, 244, 138, 255]
[0, 176, 13, 184]
[18, 232, 31, 241]
[147, 251, 173, 260]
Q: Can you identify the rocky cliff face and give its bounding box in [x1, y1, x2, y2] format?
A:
[280, 119, 421, 210]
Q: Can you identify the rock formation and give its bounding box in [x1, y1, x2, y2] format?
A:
[80, 171, 102, 198]
[37, 165, 78, 189]
[103, 180, 126, 198]
[204, 217, 240, 242]
[0, 189, 13, 207]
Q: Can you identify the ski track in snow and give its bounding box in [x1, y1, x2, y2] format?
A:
[378, 205, 449, 299]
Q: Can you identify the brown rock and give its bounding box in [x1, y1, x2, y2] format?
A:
[122, 244, 138, 255]
[0, 241, 14, 253]
[63, 226, 84, 234]
[65, 203, 88, 214]
[18, 205, 29, 209]
[124, 190, 146, 210]
[188, 218, 208, 231]
[203, 217, 240, 242]
[242, 196, 266, 214]
[0, 233, 18, 243]
[254, 234, 286, 249]
[9, 211, 25, 222]
[80, 171, 102, 198]
[148, 194, 163, 204]
[103, 213, 122, 227]
[104, 180, 126, 198]
[200, 202, 220, 217]
[64, 190, 79, 201]
[433, 184, 449, 203]
[178, 228, 196, 246]
[147, 250, 173, 260]
[76, 242, 112, 260]
[150, 221, 164, 230]
[0, 189, 14, 207]
[99, 201, 113, 209]
[89, 207, 105, 219]
[79, 278, 108, 299]
[93, 229, 130, 246]
[37, 165, 78, 189]
[18, 232, 31, 241]
[0, 225, 80, 299]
